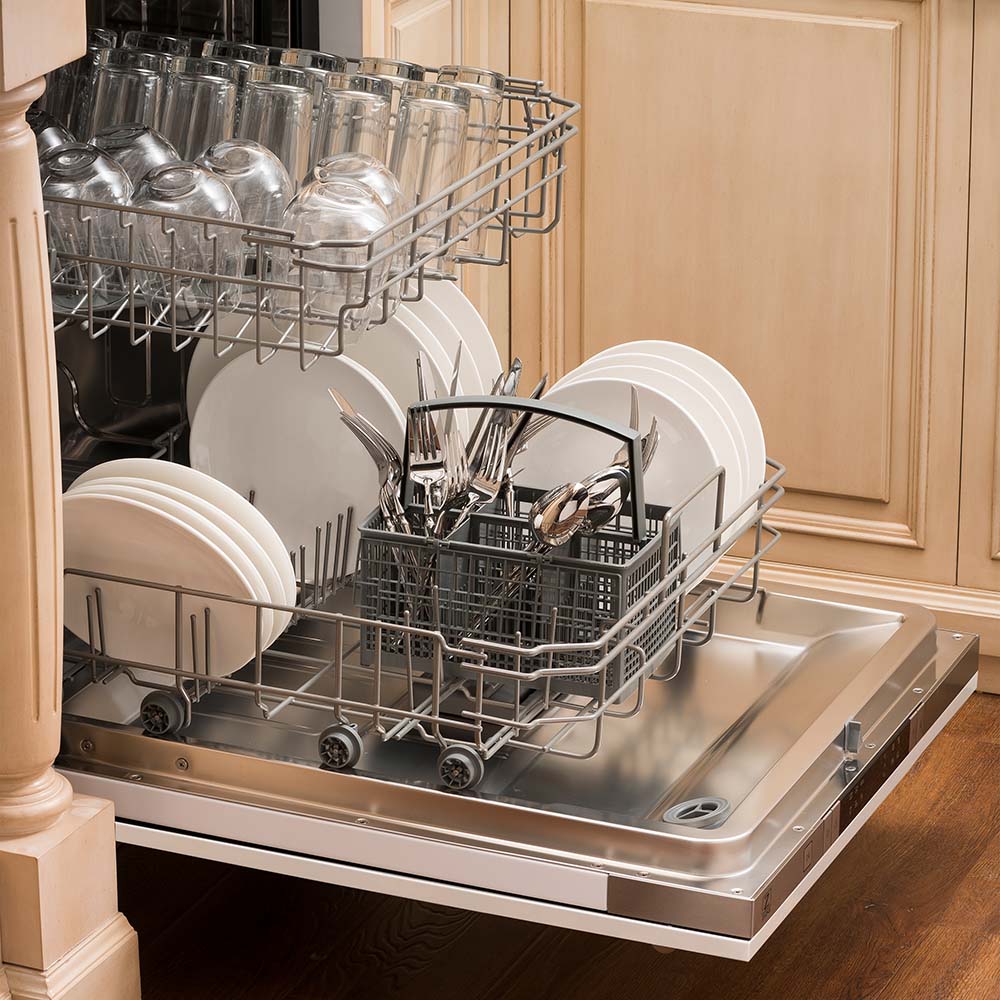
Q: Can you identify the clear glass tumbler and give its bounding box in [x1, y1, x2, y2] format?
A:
[273, 174, 392, 345]
[237, 69, 313, 183]
[356, 56, 425, 133]
[311, 72, 392, 168]
[388, 81, 470, 277]
[28, 108, 74, 156]
[42, 26, 116, 135]
[159, 59, 237, 159]
[312, 152, 410, 316]
[197, 137, 292, 229]
[201, 39, 270, 63]
[130, 162, 244, 329]
[89, 49, 171, 134]
[121, 31, 192, 56]
[40, 142, 133, 312]
[89, 123, 179, 188]
[435, 65, 505, 258]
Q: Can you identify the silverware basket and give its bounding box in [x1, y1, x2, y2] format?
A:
[357, 488, 682, 696]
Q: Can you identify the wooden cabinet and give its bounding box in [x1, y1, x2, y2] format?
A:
[365, 0, 511, 363]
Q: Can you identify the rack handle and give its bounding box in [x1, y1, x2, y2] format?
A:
[406, 394, 646, 540]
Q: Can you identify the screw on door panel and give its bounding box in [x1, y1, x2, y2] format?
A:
[80, 739, 94, 753]
[175, 757, 189, 771]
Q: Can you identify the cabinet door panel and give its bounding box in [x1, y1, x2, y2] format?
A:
[958, 0, 1000, 591]
[368, 0, 511, 364]
[511, 0, 971, 583]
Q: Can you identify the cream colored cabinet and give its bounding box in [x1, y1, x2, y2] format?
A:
[365, 0, 511, 362]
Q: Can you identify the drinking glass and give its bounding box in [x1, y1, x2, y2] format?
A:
[313, 152, 409, 315]
[131, 162, 244, 328]
[277, 49, 344, 132]
[197, 138, 292, 229]
[389, 81, 469, 276]
[42, 27, 116, 135]
[201, 39, 270, 63]
[356, 56, 424, 132]
[121, 31, 192, 56]
[90, 123, 179, 188]
[199, 56, 258, 127]
[311, 73, 392, 168]
[89, 49, 170, 134]
[273, 175, 392, 344]
[237, 69, 313, 183]
[435, 65, 505, 258]
[159, 58, 237, 159]
[28, 108, 74, 156]
[40, 143, 133, 312]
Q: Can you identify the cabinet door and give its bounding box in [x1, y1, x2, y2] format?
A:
[366, 0, 511, 365]
[511, 0, 972, 583]
[958, 0, 1000, 591]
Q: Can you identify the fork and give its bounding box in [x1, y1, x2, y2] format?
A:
[438, 418, 508, 537]
[407, 354, 448, 534]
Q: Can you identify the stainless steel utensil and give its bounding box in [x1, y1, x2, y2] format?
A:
[529, 480, 592, 548]
[408, 355, 448, 533]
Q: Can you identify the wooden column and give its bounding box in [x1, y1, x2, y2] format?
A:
[0, 3, 140, 997]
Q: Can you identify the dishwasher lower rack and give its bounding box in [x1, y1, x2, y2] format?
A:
[61, 459, 784, 791]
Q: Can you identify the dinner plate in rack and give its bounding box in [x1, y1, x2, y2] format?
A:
[185, 312, 265, 421]
[70, 458, 297, 608]
[63, 490, 259, 677]
[517, 376, 723, 581]
[588, 340, 766, 495]
[559, 355, 751, 510]
[72, 475, 292, 645]
[405, 293, 486, 395]
[190, 350, 405, 574]
[556, 364, 745, 556]
[424, 280, 504, 387]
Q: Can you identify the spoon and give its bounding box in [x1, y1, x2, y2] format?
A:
[529, 480, 592, 548]
[578, 465, 632, 535]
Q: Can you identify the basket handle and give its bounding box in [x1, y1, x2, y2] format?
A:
[405, 394, 647, 541]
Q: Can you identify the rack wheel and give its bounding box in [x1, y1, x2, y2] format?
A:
[318, 723, 364, 770]
[139, 691, 186, 736]
[437, 746, 485, 791]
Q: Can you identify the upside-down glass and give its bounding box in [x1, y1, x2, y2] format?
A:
[121, 31, 192, 55]
[388, 81, 470, 277]
[311, 73, 392, 168]
[197, 138, 293, 229]
[201, 39, 270, 63]
[313, 152, 410, 316]
[42, 27, 116, 135]
[40, 143, 133, 312]
[273, 175, 392, 345]
[159, 59, 237, 159]
[90, 123, 179, 188]
[130, 162, 244, 329]
[89, 49, 171, 134]
[277, 49, 345, 133]
[435, 65, 505, 259]
[28, 108, 74, 156]
[356, 56, 425, 136]
[237, 69, 313, 183]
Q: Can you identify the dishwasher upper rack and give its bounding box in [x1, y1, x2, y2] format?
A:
[61, 458, 785, 791]
[42, 76, 578, 364]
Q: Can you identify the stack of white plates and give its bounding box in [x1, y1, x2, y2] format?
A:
[518, 341, 766, 582]
[64, 459, 297, 680]
[185, 282, 504, 424]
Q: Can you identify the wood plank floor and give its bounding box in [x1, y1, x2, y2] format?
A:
[116, 693, 1000, 1000]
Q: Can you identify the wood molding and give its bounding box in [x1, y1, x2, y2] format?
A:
[718, 554, 1000, 664]
[763, 507, 919, 548]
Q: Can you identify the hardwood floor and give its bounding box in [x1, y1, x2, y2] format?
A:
[116, 693, 1000, 1000]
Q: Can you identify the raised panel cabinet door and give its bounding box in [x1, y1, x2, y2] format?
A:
[958, 0, 1000, 592]
[511, 0, 972, 584]
[367, 0, 511, 365]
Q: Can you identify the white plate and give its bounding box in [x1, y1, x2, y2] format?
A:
[588, 340, 766, 493]
[559, 355, 750, 505]
[518, 376, 723, 578]
[69, 458, 296, 608]
[64, 491, 259, 677]
[405, 293, 486, 395]
[185, 312, 263, 421]
[189, 350, 405, 573]
[71, 475, 292, 644]
[424, 280, 504, 387]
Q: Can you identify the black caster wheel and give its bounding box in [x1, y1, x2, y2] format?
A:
[140, 690, 186, 736]
[318, 723, 364, 770]
[437, 746, 485, 791]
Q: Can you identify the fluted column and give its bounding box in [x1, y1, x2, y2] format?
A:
[0, 4, 140, 997]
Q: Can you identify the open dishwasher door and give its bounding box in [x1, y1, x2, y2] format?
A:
[57, 582, 977, 961]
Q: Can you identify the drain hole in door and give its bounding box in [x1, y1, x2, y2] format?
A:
[663, 796, 731, 829]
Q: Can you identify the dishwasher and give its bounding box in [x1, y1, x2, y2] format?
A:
[45, 1, 978, 965]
